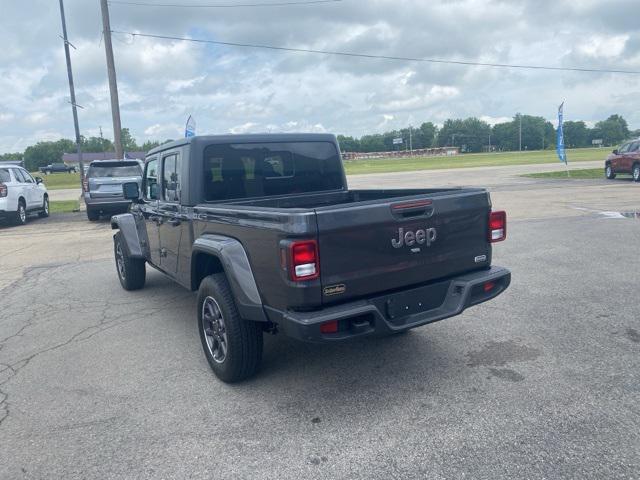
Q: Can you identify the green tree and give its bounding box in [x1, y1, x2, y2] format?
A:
[592, 114, 630, 146]
[359, 134, 386, 153]
[81, 136, 113, 153]
[23, 139, 75, 171]
[562, 121, 589, 148]
[437, 118, 491, 152]
[415, 122, 437, 149]
[337, 135, 360, 152]
[121, 128, 139, 151]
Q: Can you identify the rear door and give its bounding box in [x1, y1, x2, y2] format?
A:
[11, 168, 34, 208]
[626, 141, 640, 172]
[20, 169, 43, 208]
[157, 152, 183, 275]
[315, 190, 491, 304]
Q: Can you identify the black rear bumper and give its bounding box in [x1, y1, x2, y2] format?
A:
[266, 266, 511, 343]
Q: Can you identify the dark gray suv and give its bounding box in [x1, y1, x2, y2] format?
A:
[83, 160, 142, 221]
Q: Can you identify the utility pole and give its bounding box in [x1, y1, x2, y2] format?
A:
[409, 125, 413, 155]
[100, 0, 123, 160]
[518, 113, 522, 152]
[58, 0, 84, 184]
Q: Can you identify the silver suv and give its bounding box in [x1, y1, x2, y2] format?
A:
[83, 160, 142, 221]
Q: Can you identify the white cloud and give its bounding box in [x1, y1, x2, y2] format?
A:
[0, 0, 639, 153]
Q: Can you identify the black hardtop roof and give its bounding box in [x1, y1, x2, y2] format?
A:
[147, 133, 338, 156]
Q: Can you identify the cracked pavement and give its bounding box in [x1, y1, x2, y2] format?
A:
[0, 170, 639, 479]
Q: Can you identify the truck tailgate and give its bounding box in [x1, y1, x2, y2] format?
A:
[315, 189, 491, 304]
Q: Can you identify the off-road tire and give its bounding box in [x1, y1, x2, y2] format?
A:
[39, 195, 49, 218]
[14, 199, 27, 226]
[113, 232, 146, 291]
[197, 274, 263, 383]
[605, 163, 616, 180]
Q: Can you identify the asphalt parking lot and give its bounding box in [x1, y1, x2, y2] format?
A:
[1, 165, 639, 479]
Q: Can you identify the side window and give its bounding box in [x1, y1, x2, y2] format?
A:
[162, 154, 181, 202]
[629, 142, 640, 153]
[12, 169, 25, 183]
[20, 169, 34, 183]
[144, 158, 159, 200]
[619, 142, 631, 153]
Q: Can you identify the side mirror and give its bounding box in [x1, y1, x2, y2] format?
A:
[123, 182, 141, 202]
[35, 177, 43, 185]
[612, 149, 619, 155]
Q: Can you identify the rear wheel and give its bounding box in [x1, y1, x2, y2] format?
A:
[633, 163, 640, 182]
[13, 200, 27, 226]
[197, 274, 263, 383]
[114, 232, 146, 291]
[605, 163, 616, 180]
[39, 195, 49, 218]
[87, 208, 99, 221]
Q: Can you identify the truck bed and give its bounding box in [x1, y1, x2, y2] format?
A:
[196, 187, 492, 308]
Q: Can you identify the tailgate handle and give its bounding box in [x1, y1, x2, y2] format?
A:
[391, 200, 433, 219]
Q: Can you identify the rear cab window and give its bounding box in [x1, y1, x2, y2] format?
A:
[88, 162, 142, 178]
[203, 142, 343, 202]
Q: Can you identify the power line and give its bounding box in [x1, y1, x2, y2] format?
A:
[109, 0, 341, 7]
[110, 30, 640, 75]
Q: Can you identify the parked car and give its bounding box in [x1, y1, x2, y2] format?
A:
[83, 160, 143, 221]
[0, 165, 49, 225]
[111, 134, 511, 383]
[605, 138, 640, 181]
[39, 163, 77, 174]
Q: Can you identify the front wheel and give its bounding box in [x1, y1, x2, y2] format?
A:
[605, 164, 616, 180]
[113, 232, 146, 291]
[197, 274, 263, 383]
[633, 164, 640, 182]
[39, 195, 49, 218]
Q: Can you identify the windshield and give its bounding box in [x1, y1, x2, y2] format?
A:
[88, 164, 142, 178]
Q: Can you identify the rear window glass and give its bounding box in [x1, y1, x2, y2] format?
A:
[0, 169, 10, 182]
[88, 163, 141, 178]
[203, 142, 343, 201]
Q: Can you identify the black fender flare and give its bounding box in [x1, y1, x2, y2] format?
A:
[191, 235, 267, 323]
[111, 213, 148, 259]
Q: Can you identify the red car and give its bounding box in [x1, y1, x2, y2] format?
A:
[605, 138, 640, 181]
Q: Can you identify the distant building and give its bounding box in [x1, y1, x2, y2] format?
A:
[62, 151, 146, 166]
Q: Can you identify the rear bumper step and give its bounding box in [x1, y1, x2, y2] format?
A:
[266, 266, 511, 343]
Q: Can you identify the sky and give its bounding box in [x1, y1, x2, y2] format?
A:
[1, 0, 639, 154]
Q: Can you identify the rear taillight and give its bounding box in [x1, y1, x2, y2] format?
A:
[82, 178, 89, 192]
[489, 210, 507, 242]
[0, 184, 6, 198]
[289, 240, 319, 281]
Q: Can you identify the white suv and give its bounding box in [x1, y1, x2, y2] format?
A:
[0, 166, 49, 225]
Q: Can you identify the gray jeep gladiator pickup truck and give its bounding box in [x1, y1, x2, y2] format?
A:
[111, 134, 510, 382]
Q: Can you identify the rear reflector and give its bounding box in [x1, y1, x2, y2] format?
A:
[489, 211, 507, 243]
[484, 281, 496, 292]
[320, 320, 338, 334]
[290, 240, 319, 281]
